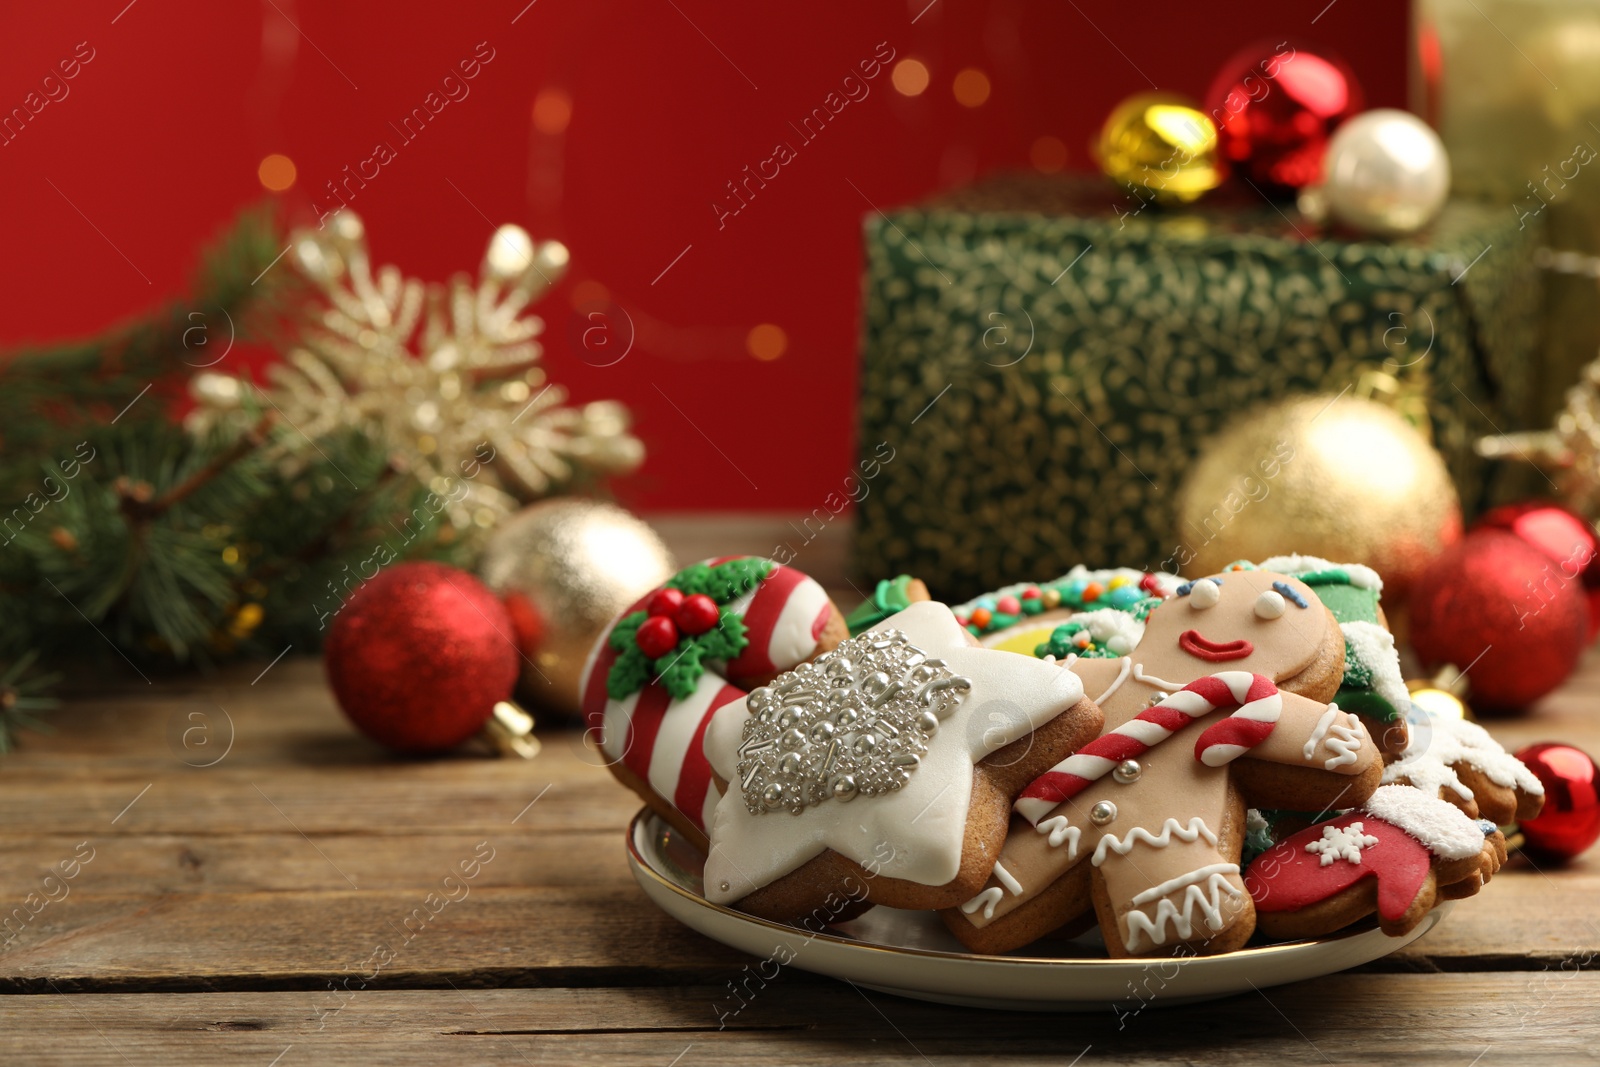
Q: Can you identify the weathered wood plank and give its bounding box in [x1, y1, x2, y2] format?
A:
[0, 846, 1593, 988]
[0, 975, 1596, 1065]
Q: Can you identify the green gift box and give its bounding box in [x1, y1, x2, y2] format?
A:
[853, 173, 1542, 599]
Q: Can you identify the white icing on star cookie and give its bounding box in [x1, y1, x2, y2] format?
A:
[701, 601, 1086, 905]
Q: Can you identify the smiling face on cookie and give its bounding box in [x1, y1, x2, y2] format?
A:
[1140, 571, 1332, 682]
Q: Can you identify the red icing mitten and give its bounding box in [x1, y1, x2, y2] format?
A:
[1246, 783, 1503, 939]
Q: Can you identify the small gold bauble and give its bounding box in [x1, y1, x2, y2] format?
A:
[1176, 395, 1462, 601]
[1094, 92, 1222, 204]
[479, 499, 675, 716]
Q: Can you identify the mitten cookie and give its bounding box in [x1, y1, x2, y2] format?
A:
[1246, 784, 1506, 939]
[1383, 713, 1546, 825]
[700, 601, 1104, 923]
[579, 557, 848, 849]
[942, 569, 1383, 958]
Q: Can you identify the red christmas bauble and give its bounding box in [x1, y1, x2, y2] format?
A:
[635, 614, 680, 659]
[675, 593, 720, 636]
[1410, 531, 1587, 710]
[325, 562, 520, 752]
[1205, 40, 1363, 196]
[1474, 501, 1600, 641]
[1515, 742, 1600, 861]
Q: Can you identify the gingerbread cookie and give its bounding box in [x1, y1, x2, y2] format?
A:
[1253, 555, 1412, 756]
[700, 601, 1104, 923]
[941, 569, 1383, 957]
[1246, 784, 1507, 939]
[1383, 711, 1545, 825]
[579, 557, 849, 849]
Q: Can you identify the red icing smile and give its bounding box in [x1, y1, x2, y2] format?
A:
[1178, 630, 1255, 662]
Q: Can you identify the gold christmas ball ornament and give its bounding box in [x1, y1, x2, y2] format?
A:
[1094, 92, 1223, 204]
[1176, 395, 1463, 601]
[479, 499, 676, 716]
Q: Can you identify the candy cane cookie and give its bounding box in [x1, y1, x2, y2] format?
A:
[578, 556, 849, 849]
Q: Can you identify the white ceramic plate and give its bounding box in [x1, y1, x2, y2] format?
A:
[626, 809, 1452, 1012]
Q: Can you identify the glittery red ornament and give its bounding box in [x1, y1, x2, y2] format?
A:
[675, 593, 720, 636]
[1205, 40, 1363, 196]
[1515, 743, 1600, 861]
[325, 562, 519, 752]
[1474, 501, 1600, 641]
[1410, 531, 1588, 710]
[635, 614, 680, 659]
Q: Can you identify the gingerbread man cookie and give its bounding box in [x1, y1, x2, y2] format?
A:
[1246, 784, 1507, 939]
[941, 569, 1383, 957]
[579, 557, 849, 849]
[1254, 555, 1413, 757]
[700, 601, 1104, 922]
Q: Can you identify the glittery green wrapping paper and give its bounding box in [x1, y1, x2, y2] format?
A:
[854, 174, 1542, 601]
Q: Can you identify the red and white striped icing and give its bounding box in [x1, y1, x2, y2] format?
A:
[1014, 671, 1282, 825]
[577, 558, 832, 834]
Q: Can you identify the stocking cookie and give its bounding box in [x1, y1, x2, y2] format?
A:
[579, 557, 849, 848]
[1246, 784, 1507, 939]
[1383, 712, 1546, 825]
[942, 569, 1383, 957]
[700, 601, 1104, 923]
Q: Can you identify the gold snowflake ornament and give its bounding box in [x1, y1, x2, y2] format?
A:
[191, 211, 642, 534]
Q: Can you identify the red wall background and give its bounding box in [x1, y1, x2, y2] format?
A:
[0, 0, 1405, 512]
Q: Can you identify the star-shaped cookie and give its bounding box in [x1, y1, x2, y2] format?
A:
[702, 601, 1100, 918]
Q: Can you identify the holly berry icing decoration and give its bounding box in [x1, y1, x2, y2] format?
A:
[943, 569, 1384, 958]
[700, 600, 1102, 919]
[1246, 784, 1504, 939]
[607, 558, 774, 701]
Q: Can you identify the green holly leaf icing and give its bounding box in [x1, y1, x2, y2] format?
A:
[605, 557, 773, 701]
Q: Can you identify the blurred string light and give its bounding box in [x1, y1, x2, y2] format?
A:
[746, 324, 786, 361]
[952, 68, 991, 107]
[257, 153, 297, 192]
[1031, 135, 1068, 172]
[892, 58, 930, 96]
[533, 87, 572, 134]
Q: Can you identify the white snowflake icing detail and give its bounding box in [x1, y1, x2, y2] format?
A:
[1305, 821, 1380, 866]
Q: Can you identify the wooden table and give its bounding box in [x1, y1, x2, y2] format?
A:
[3, 519, 1598, 1064]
